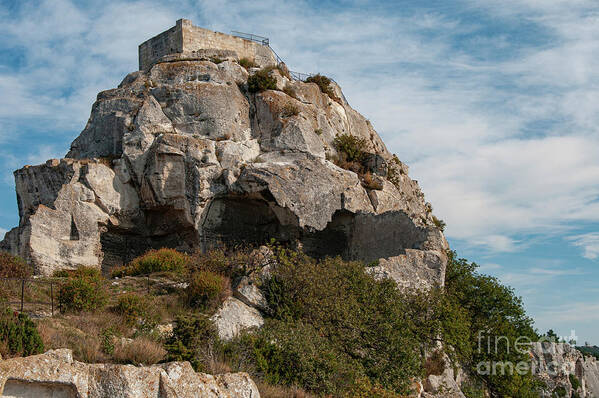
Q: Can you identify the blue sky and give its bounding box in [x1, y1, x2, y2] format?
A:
[1, 0, 598, 343]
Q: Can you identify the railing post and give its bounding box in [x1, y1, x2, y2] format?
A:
[51, 282, 54, 316]
[20, 278, 25, 312]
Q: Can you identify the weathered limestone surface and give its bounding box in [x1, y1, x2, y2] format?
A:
[530, 342, 599, 397]
[0, 349, 260, 398]
[211, 297, 264, 341]
[1, 21, 448, 290]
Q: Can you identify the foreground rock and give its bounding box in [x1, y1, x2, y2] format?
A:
[0, 349, 260, 398]
[0, 19, 448, 290]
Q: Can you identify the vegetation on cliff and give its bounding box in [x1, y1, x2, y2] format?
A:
[0, 245, 543, 397]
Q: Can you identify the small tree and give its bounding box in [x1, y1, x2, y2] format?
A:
[247, 68, 277, 93]
[0, 305, 44, 358]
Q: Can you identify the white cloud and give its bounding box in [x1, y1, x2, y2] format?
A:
[537, 302, 599, 323]
[568, 233, 599, 260]
[0, 0, 179, 139]
[0, 227, 6, 238]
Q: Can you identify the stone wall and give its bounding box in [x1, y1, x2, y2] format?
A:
[138, 22, 183, 71]
[139, 19, 276, 70]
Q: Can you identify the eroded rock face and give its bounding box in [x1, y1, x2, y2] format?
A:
[1, 44, 448, 287]
[530, 342, 599, 398]
[0, 349, 260, 398]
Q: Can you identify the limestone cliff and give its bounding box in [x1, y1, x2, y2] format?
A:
[0, 20, 447, 288]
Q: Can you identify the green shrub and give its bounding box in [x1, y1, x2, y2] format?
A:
[553, 385, 567, 397]
[112, 248, 189, 277]
[461, 380, 487, 398]
[58, 267, 108, 313]
[386, 154, 403, 187]
[432, 215, 446, 231]
[569, 373, 581, 390]
[262, 248, 422, 395]
[228, 319, 361, 396]
[239, 57, 257, 69]
[349, 377, 404, 398]
[185, 270, 229, 310]
[0, 251, 32, 278]
[444, 251, 542, 397]
[165, 314, 219, 371]
[248, 68, 277, 93]
[189, 248, 260, 280]
[305, 74, 337, 99]
[0, 306, 44, 358]
[334, 133, 367, 163]
[100, 326, 118, 355]
[113, 293, 148, 324]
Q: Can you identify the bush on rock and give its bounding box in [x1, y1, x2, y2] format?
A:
[58, 267, 108, 313]
[112, 248, 189, 277]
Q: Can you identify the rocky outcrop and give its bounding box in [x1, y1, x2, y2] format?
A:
[0, 349, 260, 397]
[211, 297, 264, 341]
[530, 342, 599, 397]
[0, 22, 448, 290]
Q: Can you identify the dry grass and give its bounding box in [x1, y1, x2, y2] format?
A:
[256, 381, 315, 398]
[362, 171, 383, 190]
[424, 349, 446, 377]
[280, 103, 300, 118]
[0, 339, 9, 358]
[113, 337, 166, 365]
[283, 84, 298, 100]
[37, 318, 104, 363]
[37, 312, 135, 363]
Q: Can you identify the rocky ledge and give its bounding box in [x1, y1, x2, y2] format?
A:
[0, 349, 259, 398]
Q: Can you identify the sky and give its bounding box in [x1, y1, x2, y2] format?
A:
[0, 0, 598, 343]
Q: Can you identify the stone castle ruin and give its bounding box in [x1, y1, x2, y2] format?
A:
[139, 19, 277, 70]
[0, 20, 448, 289]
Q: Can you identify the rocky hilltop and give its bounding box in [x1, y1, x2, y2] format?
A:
[0, 19, 447, 287]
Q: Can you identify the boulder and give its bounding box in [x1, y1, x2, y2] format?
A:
[234, 276, 269, 311]
[0, 349, 260, 398]
[211, 297, 264, 341]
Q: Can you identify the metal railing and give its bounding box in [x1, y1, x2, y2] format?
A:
[1, 277, 60, 316]
[231, 31, 269, 46]
[0, 275, 186, 317]
[289, 71, 313, 82]
[231, 30, 344, 93]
